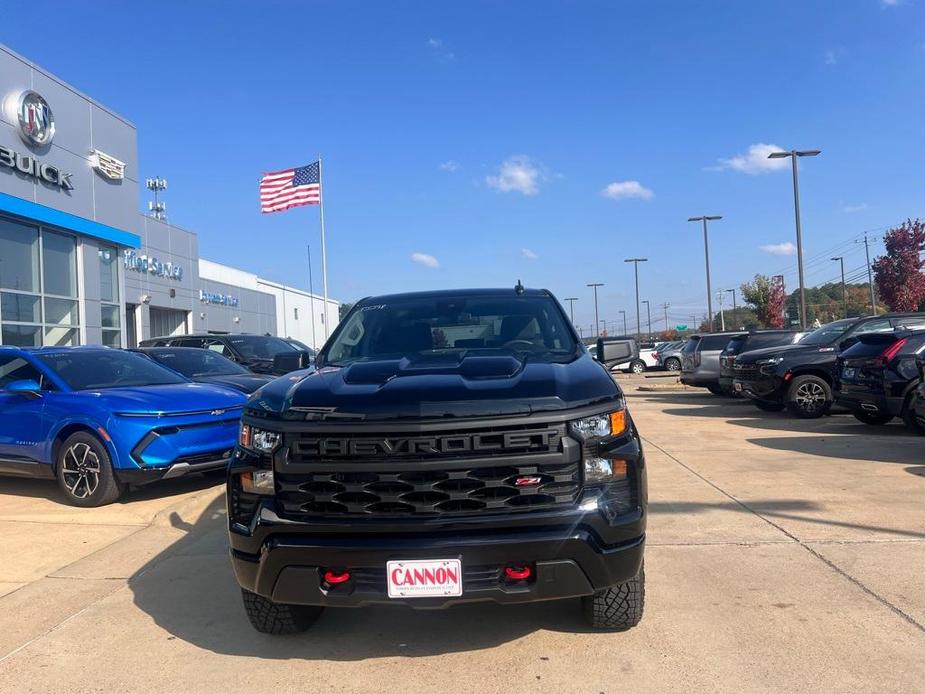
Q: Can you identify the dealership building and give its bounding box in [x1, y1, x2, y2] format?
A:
[0, 44, 337, 350]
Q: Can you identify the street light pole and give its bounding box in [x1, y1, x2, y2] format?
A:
[857, 234, 878, 314]
[716, 290, 726, 331]
[563, 297, 579, 326]
[662, 302, 670, 334]
[641, 300, 651, 341]
[768, 148, 821, 329]
[587, 283, 604, 337]
[831, 256, 847, 318]
[624, 258, 648, 339]
[687, 216, 722, 331]
[725, 288, 737, 328]
[619, 310, 627, 336]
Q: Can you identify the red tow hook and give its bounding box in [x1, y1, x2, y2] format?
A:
[504, 566, 532, 581]
[323, 570, 351, 585]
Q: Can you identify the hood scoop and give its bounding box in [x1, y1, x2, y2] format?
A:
[341, 354, 524, 385]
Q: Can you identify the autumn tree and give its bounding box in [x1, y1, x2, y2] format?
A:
[740, 274, 785, 328]
[872, 219, 925, 312]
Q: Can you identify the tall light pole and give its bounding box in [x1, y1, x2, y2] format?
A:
[716, 290, 726, 331]
[624, 258, 648, 338]
[768, 148, 821, 329]
[641, 300, 652, 341]
[563, 297, 579, 326]
[725, 288, 737, 328]
[831, 256, 847, 318]
[857, 234, 878, 314]
[599, 319, 608, 335]
[662, 302, 670, 333]
[587, 283, 604, 337]
[619, 310, 627, 336]
[687, 216, 722, 331]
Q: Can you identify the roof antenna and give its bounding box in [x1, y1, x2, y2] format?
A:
[514, 280, 525, 295]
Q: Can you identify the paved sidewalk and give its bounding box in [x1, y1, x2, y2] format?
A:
[1, 390, 923, 693]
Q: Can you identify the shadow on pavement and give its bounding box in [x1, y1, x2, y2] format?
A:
[746, 434, 923, 468]
[128, 496, 594, 660]
[0, 473, 220, 507]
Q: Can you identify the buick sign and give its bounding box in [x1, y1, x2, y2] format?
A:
[17, 91, 55, 146]
[0, 145, 73, 190]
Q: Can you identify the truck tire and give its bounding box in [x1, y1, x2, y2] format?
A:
[663, 357, 681, 372]
[241, 589, 323, 634]
[785, 375, 832, 419]
[852, 409, 893, 425]
[706, 384, 725, 396]
[582, 564, 644, 631]
[753, 400, 785, 413]
[629, 360, 646, 374]
[55, 432, 124, 507]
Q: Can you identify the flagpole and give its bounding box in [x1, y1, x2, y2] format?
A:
[317, 155, 330, 340]
[307, 244, 318, 350]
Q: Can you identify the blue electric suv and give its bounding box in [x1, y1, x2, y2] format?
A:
[0, 346, 247, 507]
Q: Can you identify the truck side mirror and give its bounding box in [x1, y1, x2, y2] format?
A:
[4, 379, 42, 398]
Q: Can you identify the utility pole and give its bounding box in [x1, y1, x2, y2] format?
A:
[662, 302, 670, 334]
[624, 258, 648, 339]
[563, 297, 579, 326]
[725, 288, 737, 328]
[641, 299, 652, 341]
[619, 310, 627, 336]
[716, 290, 726, 331]
[687, 216, 722, 330]
[831, 256, 848, 318]
[856, 234, 878, 314]
[768, 148, 821, 329]
[587, 283, 604, 337]
[599, 319, 608, 336]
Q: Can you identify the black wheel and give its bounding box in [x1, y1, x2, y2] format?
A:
[55, 432, 124, 507]
[901, 393, 925, 434]
[753, 400, 786, 413]
[706, 384, 725, 396]
[664, 357, 681, 372]
[583, 564, 645, 631]
[241, 589, 323, 634]
[852, 409, 893, 425]
[630, 360, 646, 374]
[785, 375, 832, 419]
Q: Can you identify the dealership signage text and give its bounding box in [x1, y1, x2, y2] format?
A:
[200, 290, 240, 307]
[123, 250, 184, 280]
[0, 145, 74, 190]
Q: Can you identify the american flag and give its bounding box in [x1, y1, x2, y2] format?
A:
[260, 161, 321, 213]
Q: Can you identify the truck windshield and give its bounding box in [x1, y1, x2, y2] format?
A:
[322, 294, 578, 366]
[797, 320, 854, 346]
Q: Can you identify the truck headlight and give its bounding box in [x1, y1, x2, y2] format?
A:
[239, 423, 281, 453]
[569, 407, 627, 441]
[756, 356, 783, 366]
[240, 469, 275, 495]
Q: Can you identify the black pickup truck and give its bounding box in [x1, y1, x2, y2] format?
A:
[227, 287, 647, 633]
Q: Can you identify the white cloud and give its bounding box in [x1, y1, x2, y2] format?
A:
[601, 180, 654, 201]
[427, 37, 455, 60]
[714, 143, 789, 175]
[486, 156, 542, 196]
[410, 252, 440, 268]
[427, 38, 443, 48]
[521, 248, 538, 260]
[881, 0, 901, 7]
[843, 203, 868, 213]
[760, 242, 797, 256]
[825, 50, 838, 65]
[438, 160, 460, 173]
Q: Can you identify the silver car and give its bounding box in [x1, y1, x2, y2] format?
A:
[680, 332, 746, 395]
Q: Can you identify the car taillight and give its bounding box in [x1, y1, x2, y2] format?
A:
[878, 338, 907, 365]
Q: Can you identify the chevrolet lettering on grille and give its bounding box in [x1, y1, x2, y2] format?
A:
[296, 429, 560, 458]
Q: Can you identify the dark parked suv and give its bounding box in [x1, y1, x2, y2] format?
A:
[718, 330, 802, 393]
[227, 287, 647, 634]
[834, 328, 925, 431]
[139, 333, 310, 375]
[733, 313, 925, 418]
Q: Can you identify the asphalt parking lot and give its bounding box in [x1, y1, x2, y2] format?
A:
[1, 384, 923, 693]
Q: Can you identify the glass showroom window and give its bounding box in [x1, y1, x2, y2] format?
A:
[41, 230, 80, 346]
[99, 245, 121, 347]
[0, 217, 42, 346]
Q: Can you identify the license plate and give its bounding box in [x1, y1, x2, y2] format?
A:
[386, 559, 462, 598]
[734, 382, 743, 392]
[843, 367, 856, 379]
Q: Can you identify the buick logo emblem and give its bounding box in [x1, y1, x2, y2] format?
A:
[17, 91, 55, 147]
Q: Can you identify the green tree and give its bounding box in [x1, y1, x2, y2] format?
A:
[740, 274, 784, 327]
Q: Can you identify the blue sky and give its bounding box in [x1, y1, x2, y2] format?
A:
[4, 0, 924, 332]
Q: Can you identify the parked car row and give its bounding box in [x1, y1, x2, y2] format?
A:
[677, 312, 925, 432]
[0, 333, 316, 507]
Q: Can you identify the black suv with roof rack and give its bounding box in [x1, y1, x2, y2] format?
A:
[718, 330, 802, 394]
[138, 333, 311, 375]
[227, 287, 647, 634]
[733, 313, 925, 418]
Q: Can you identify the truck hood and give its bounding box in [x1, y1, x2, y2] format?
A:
[247, 352, 621, 420]
[735, 342, 830, 364]
[86, 383, 247, 415]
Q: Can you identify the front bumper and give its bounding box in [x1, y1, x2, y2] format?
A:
[733, 373, 785, 402]
[230, 508, 645, 608]
[116, 451, 231, 485]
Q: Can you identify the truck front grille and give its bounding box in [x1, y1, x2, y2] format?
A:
[275, 421, 581, 518]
